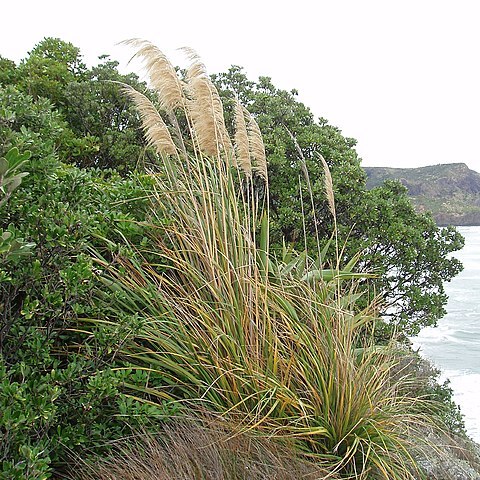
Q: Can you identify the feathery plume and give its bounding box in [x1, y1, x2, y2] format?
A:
[181, 47, 233, 157]
[122, 85, 177, 156]
[122, 39, 184, 112]
[247, 113, 267, 180]
[181, 47, 208, 80]
[319, 154, 335, 217]
[234, 100, 251, 176]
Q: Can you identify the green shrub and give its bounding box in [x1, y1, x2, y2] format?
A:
[0, 85, 174, 478]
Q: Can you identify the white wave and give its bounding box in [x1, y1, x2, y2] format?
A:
[441, 370, 480, 442]
[413, 226, 480, 443]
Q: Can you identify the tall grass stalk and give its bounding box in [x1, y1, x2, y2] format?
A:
[88, 41, 434, 478]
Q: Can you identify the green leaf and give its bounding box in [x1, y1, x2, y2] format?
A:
[0, 157, 8, 176]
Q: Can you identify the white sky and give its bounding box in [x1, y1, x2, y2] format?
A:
[2, 0, 479, 171]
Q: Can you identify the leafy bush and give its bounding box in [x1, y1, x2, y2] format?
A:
[0, 84, 173, 478]
[3, 37, 152, 171]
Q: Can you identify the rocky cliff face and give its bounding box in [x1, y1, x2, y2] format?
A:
[364, 163, 480, 226]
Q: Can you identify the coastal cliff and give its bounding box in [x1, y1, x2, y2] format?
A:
[364, 163, 480, 226]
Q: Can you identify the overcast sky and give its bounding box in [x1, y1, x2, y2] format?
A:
[2, 0, 479, 171]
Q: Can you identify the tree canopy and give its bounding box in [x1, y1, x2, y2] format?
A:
[212, 66, 464, 335]
[2, 38, 151, 171]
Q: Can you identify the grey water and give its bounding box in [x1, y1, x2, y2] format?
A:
[411, 226, 480, 442]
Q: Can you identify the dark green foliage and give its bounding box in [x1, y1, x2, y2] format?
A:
[0, 85, 99, 166]
[15, 37, 87, 107]
[213, 66, 464, 335]
[0, 148, 35, 272]
[61, 55, 151, 171]
[0, 79, 171, 479]
[348, 181, 464, 335]
[0, 148, 31, 208]
[0, 56, 18, 86]
[3, 38, 150, 172]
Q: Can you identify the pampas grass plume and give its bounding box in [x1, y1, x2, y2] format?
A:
[122, 38, 184, 112]
[122, 85, 177, 156]
[320, 154, 335, 217]
[234, 100, 251, 176]
[247, 114, 267, 180]
[182, 47, 232, 157]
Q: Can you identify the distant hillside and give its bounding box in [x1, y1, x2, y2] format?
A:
[364, 163, 480, 226]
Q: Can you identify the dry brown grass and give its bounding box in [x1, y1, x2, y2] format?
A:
[74, 417, 334, 480]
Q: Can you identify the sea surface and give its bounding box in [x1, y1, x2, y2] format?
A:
[411, 225, 480, 442]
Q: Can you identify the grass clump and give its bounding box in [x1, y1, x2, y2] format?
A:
[85, 40, 436, 479]
[74, 415, 332, 480]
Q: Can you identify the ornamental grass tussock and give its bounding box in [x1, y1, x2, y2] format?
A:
[83, 40, 442, 479]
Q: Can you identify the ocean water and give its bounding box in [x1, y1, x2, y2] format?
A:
[411, 226, 480, 442]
